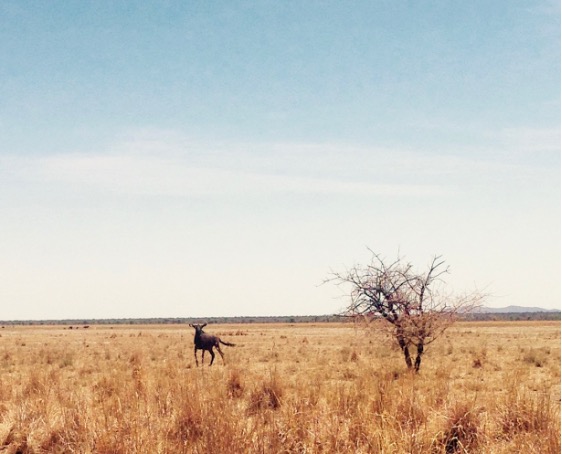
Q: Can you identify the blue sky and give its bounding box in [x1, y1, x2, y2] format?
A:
[1, 1, 559, 319]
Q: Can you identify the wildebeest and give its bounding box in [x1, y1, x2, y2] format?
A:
[189, 323, 235, 366]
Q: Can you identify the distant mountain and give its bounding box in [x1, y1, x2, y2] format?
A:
[480, 305, 560, 313]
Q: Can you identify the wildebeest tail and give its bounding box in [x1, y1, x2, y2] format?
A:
[220, 339, 235, 347]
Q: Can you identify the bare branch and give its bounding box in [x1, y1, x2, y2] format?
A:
[329, 249, 485, 371]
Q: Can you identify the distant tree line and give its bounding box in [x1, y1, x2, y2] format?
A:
[0, 312, 558, 327]
[460, 311, 560, 322]
[0, 315, 344, 326]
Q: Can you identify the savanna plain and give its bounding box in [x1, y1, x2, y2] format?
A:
[0, 320, 559, 453]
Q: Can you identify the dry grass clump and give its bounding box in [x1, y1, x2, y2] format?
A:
[247, 373, 283, 413]
[1, 427, 32, 454]
[0, 321, 559, 453]
[521, 347, 549, 368]
[226, 368, 245, 399]
[439, 404, 481, 453]
[499, 387, 557, 436]
[169, 398, 205, 446]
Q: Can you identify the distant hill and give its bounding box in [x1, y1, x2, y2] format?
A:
[480, 305, 560, 313]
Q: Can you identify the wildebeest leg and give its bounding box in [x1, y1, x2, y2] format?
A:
[194, 347, 199, 366]
[201, 350, 206, 365]
[216, 345, 225, 364]
[209, 348, 216, 366]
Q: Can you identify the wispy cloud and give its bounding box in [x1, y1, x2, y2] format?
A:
[3, 127, 557, 200]
[12, 152, 443, 198]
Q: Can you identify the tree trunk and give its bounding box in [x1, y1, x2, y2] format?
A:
[414, 342, 424, 372]
[397, 335, 413, 369]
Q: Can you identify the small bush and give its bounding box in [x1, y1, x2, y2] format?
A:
[522, 348, 547, 367]
[499, 390, 553, 435]
[440, 404, 480, 453]
[226, 369, 245, 398]
[248, 376, 283, 414]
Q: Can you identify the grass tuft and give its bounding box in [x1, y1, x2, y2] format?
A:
[247, 375, 283, 413]
[440, 404, 481, 453]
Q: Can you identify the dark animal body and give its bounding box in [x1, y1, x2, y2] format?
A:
[189, 323, 235, 366]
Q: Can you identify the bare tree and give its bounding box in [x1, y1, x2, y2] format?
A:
[329, 251, 483, 371]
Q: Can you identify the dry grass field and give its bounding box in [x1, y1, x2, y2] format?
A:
[0, 320, 559, 453]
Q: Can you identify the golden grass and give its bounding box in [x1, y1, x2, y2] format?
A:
[0, 321, 559, 453]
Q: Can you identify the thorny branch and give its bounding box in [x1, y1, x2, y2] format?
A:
[327, 250, 484, 371]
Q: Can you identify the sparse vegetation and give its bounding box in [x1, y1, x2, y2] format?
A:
[0, 321, 559, 453]
[329, 252, 484, 371]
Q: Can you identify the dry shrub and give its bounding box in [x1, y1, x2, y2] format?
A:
[341, 368, 357, 380]
[472, 357, 483, 368]
[226, 369, 245, 398]
[334, 383, 365, 419]
[170, 408, 203, 445]
[23, 370, 45, 397]
[2, 351, 13, 367]
[248, 376, 283, 414]
[499, 390, 554, 435]
[395, 392, 427, 430]
[440, 404, 480, 453]
[129, 351, 142, 366]
[93, 376, 117, 402]
[1, 427, 32, 454]
[348, 419, 370, 449]
[522, 348, 547, 367]
[339, 346, 350, 361]
[58, 352, 74, 369]
[39, 429, 64, 452]
[370, 381, 389, 415]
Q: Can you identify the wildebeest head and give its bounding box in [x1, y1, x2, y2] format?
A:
[189, 323, 207, 335]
